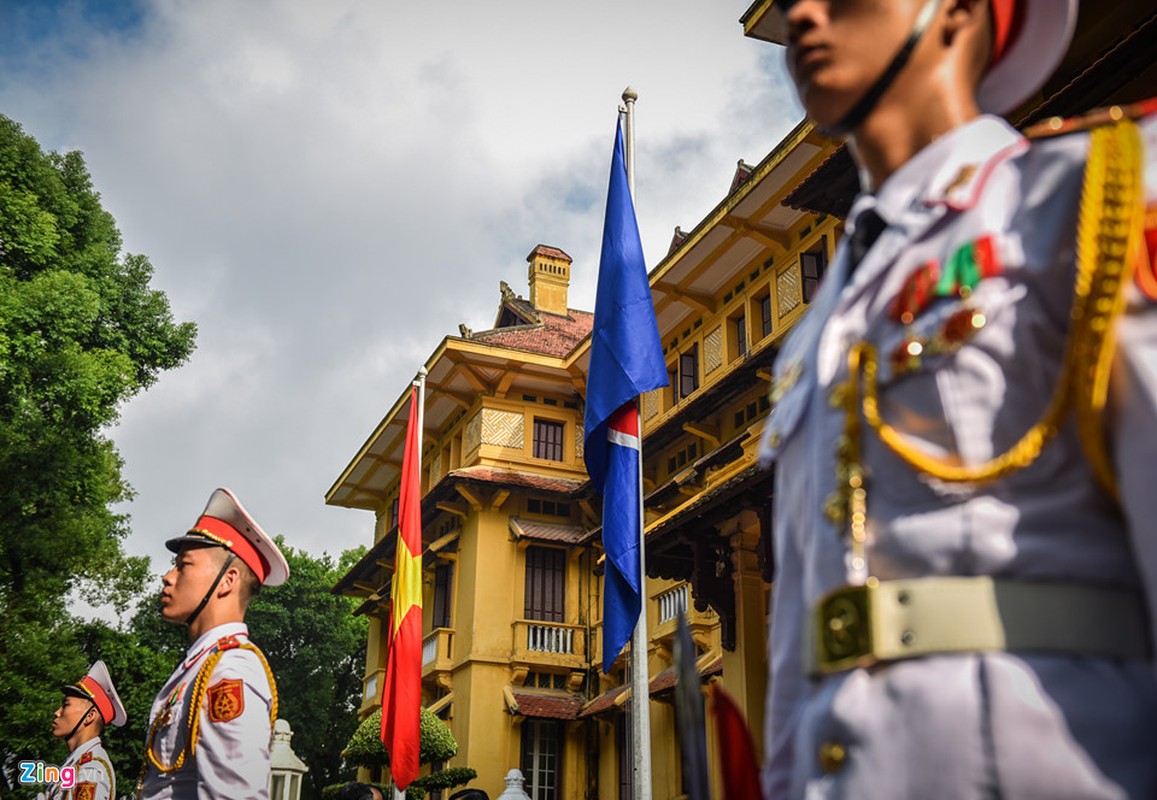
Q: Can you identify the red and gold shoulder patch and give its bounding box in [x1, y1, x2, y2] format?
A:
[77, 751, 93, 765]
[206, 678, 245, 723]
[1024, 97, 1157, 140]
[74, 782, 97, 800]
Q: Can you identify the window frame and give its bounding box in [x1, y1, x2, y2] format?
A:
[532, 418, 565, 462]
[679, 344, 699, 399]
[524, 546, 566, 623]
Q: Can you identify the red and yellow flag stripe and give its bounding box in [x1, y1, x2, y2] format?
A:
[381, 384, 423, 790]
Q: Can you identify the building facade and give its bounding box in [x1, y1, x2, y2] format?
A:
[329, 5, 1157, 796]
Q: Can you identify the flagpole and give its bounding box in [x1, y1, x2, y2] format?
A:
[415, 366, 427, 454]
[622, 84, 653, 800]
[394, 365, 426, 800]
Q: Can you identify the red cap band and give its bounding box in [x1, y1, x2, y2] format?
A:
[78, 676, 115, 725]
[191, 515, 270, 583]
[989, 0, 1023, 66]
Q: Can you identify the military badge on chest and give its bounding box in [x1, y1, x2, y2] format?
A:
[885, 234, 1001, 377]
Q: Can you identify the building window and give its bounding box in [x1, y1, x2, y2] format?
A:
[527, 499, 570, 518]
[525, 546, 565, 623]
[679, 344, 699, 399]
[735, 313, 747, 359]
[433, 563, 453, 629]
[760, 295, 773, 338]
[521, 719, 562, 800]
[801, 237, 828, 303]
[533, 419, 564, 462]
[389, 498, 399, 530]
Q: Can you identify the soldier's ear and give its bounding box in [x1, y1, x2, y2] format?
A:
[942, 0, 988, 40]
[218, 560, 243, 597]
[941, 0, 992, 77]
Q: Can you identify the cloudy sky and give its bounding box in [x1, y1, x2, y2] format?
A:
[0, 0, 801, 606]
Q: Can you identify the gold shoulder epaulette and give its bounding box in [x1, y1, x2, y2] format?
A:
[1024, 97, 1157, 140]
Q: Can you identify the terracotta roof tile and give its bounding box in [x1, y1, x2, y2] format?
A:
[578, 684, 628, 718]
[469, 309, 593, 357]
[510, 691, 583, 720]
[527, 244, 573, 263]
[509, 517, 587, 544]
[649, 655, 724, 696]
[446, 466, 586, 496]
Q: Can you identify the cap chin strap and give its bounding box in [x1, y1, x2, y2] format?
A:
[64, 702, 97, 742]
[824, 0, 942, 136]
[184, 553, 236, 627]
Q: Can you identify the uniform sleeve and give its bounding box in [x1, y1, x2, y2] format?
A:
[195, 650, 274, 800]
[1109, 109, 1157, 666]
[74, 759, 113, 800]
[762, 494, 807, 799]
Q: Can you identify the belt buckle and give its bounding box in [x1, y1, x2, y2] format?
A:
[815, 584, 877, 674]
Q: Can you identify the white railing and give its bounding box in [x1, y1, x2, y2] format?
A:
[658, 583, 690, 625]
[527, 623, 575, 654]
[422, 631, 439, 666]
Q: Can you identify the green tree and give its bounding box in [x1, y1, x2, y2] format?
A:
[343, 708, 477, 799]
[0, 113, 196, 793]
[246, 541, 370, 800]
[72, 617, 180, 792]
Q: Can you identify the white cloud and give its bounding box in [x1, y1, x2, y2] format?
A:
[0, 0, 801, 603]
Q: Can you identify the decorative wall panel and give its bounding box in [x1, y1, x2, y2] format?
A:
[481, 409, 525, 449]
[777, 268, 801, 318]
[464, 412, 482, 456]
[704, 326, 723, 374]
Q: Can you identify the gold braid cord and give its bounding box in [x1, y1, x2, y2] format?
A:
[88, 755, 115, 800]
[843, 119, 1141, 509]
[137, 642, 278, 794]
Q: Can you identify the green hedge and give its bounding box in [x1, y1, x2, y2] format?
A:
[341, 707, 474, 797]
[345, 707, 458, 768]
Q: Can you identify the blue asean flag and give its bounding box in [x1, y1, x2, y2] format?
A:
[584, 116, 668, 673]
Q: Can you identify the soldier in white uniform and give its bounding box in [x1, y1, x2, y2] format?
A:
[137, 487, 290, 800]
[43, 660, 127, 800]
[758, 1, 1157, 798]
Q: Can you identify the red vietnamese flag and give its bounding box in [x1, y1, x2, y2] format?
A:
[381, 385, 423, 789]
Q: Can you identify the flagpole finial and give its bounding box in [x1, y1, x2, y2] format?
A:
[417, 366, 428, 379]
[622, 86, 638, 104]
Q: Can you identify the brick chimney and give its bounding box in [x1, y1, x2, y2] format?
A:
[526, 245, 572, 316]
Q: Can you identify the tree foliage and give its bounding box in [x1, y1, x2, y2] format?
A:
[343, 708, 475, 799]
[0, 113, 196, 793]
[247, 541, 370, 799]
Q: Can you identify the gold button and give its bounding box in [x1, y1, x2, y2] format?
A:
[818, 741, 847, 774]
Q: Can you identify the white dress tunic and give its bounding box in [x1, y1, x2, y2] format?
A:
[39, 737, 115, 800]
[137, 622, 276, 800]
[761, 109, 1157, 799]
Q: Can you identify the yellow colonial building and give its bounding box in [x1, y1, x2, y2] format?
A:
[328, 4, 1156, 797]
[328, 121, 843, 797]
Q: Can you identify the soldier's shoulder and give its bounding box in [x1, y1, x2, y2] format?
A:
[1023, 97, 1157, 141]
[207, 635, 273, 688]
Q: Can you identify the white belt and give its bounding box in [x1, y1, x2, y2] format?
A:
[807, 577, 1151, 677]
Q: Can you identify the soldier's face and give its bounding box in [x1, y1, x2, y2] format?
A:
[160, 545, 225, 623]
[51, 695, 93, 739]
[779, 0, 928, 128]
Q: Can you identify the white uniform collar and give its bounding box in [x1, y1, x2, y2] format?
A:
[65, 736, 101, 766]
[853, 114, 1024, 230]
[183, 621, 250, 668]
